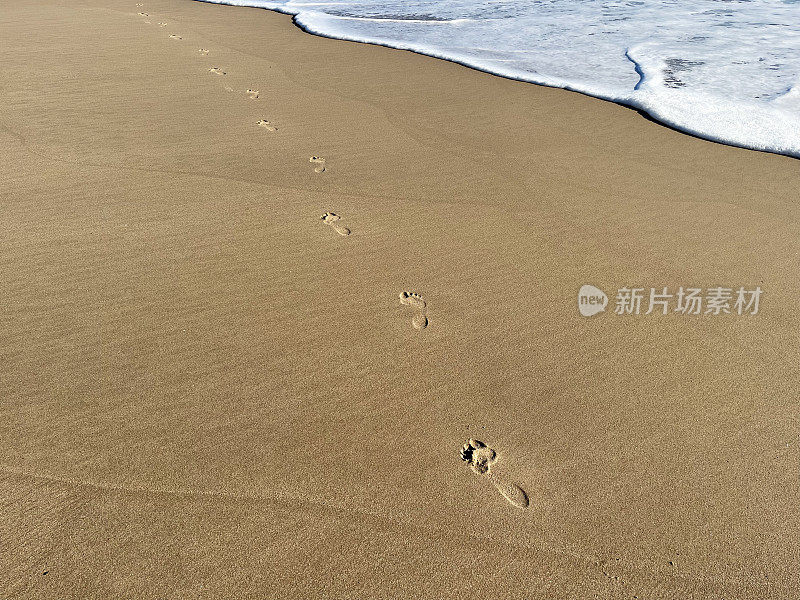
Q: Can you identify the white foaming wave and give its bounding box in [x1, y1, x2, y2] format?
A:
[624, 44, 800, 157]
[305, 14, 478, 24]
[193, 0, 800, 159]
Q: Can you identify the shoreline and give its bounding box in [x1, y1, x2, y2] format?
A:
[1, 0, 798, 597]
[194, 0, 800, 161]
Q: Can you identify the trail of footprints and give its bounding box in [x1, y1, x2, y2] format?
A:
[137, 1, 431, 334]
[136, 6, 268, 105]
[131, 4, 531, 512]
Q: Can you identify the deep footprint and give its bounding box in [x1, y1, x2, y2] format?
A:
[246, 89, 259, 99]
[460, 439, 529, 509]
[199, 48, 210, 55]
[399, 292, 428, 330]
[309, 156, 326, 173]
[208, 67, 226, 76]
[320, 212, 351, 236]
[257, 119, 277, 132]
[399, 291, 426, 310]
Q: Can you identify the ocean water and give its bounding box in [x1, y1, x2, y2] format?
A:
[196, 0, 800, 158]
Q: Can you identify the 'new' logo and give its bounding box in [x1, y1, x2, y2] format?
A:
[578, 285, 608, 317]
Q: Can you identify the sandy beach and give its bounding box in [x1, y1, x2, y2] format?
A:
[1, 0, 798, 597]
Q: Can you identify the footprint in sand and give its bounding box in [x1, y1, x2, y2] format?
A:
[136, 3, 143, 5]
[309, 156, 326, 173]
[257, 119, 277, 132]
[199, 48, 210, 55]
[137, 12, 148, 16]
[246, 89, 259, 99]
[208, 67, 226, 76]
[320, 212, 350, 236]
[158, 22, 167, 27]
[460, 439, 529, 509]
[399, 291, 428, 330]
[169, 34, 182, 40]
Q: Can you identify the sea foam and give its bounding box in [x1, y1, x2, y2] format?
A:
[195, 0, 800, 158]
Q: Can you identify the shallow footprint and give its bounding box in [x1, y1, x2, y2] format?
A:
[158, 22, 167, 27]
[460, 439, 529, 509]
[257, 119, 277, 132]
[320, 212, 351, 236]
[169, 34, 182, 40]
[399, 291, 428, 330]
[137, 12, 148, 16]
[208, 67, 226, 76]
[246, 89, 259, 99]
[199, 48, 210, 55]
[309, 156, 326, 173]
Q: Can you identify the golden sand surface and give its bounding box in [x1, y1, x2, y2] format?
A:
[1, 0, 798, 597]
